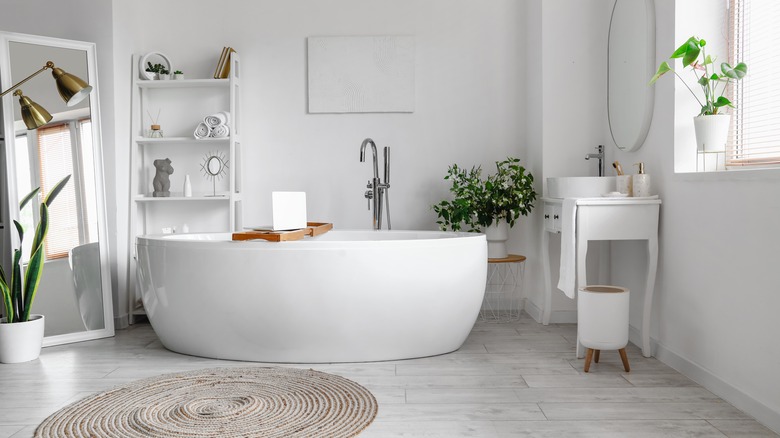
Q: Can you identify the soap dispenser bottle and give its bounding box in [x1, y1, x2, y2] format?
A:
[632, 163, 651, 197]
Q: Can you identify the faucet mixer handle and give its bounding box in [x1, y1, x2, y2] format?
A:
[364, 189, 373, 210]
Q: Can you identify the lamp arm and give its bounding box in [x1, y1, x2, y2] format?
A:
[0, 61, 54, 98]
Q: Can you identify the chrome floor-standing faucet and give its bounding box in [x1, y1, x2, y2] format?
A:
[359, 138, 391, 230]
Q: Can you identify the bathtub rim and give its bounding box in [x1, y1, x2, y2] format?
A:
[136, 229, 487, 250]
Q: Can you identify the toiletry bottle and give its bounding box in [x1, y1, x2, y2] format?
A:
[614, 161, 632, 196]
[632, 163, 651, 197]
[183, 174, 192, 197]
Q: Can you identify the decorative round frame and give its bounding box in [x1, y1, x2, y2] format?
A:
[139, 52, 173, 80]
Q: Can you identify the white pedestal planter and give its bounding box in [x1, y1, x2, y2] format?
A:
[0, 315, 45, 363]
[694, 114, 730, 152]
[484, 221, 509, 259]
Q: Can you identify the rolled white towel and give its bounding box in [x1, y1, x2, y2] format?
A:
[210, 124, 230, 138]
[194, 122, 212, 139]
[204, 111, 230, 128]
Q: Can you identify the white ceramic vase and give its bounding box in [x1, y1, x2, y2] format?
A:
[484, 221, 509, 259]
[693, 114, 730, 152]
[0, 315, 45, 363]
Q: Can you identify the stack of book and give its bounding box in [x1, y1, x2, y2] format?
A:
[213, 47, 236, 79]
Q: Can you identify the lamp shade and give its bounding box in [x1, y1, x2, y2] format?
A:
[17, 91, 53, 130]
[51, 67, 92, 107]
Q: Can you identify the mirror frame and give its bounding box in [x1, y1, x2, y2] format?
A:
[607, 0, 656, 152]
[0, 31, 114, 346]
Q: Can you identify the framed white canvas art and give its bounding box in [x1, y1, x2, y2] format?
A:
[307, 36, 415, 113]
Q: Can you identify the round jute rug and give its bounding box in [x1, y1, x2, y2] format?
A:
[35, 367, 378, 438]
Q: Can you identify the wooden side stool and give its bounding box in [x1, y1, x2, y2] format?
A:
[577, 285, 631, 373]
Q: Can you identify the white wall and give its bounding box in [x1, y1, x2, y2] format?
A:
[523, 0, 613, 321]
[612, 0, 780, 432]
[111, 0, 531, 322]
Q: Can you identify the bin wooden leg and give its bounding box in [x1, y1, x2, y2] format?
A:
[594, 350, 600, 363]
[619, 348, 630, 372]
[584, 348, 594, 373]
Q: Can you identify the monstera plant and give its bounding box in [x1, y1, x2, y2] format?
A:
[650, 36, 747, 152]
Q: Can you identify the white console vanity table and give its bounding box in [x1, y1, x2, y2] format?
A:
[540, 197, 661, 357]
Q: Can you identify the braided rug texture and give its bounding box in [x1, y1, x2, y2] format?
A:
[35, 367, 378, 438]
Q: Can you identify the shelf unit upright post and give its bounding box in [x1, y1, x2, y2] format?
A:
[126, 53, 242, 324]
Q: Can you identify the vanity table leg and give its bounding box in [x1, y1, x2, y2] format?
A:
[576, 237, 589, 358]
[642, 236, 659, 357]
[541, 230, 552, 325]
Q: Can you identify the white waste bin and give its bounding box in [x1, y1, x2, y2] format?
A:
[578, 285, 630, 373]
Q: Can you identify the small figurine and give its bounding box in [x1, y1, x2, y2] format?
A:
[152, 158, 174, 197]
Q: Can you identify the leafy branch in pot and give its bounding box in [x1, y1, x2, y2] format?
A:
[432, 157, 536, 232]
[649, 36, 747, 116]
[0, 175, 70, 323]
[145, 62, 170, 75]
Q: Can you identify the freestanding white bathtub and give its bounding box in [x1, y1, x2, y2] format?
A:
[136, 230, 487, 363]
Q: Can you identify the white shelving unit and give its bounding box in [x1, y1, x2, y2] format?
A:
[126, 53, 243, 324]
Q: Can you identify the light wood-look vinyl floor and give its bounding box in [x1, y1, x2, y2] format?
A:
[0, 313, 776, 437]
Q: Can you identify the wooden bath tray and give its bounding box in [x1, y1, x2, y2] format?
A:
[232, 222, 333, 242]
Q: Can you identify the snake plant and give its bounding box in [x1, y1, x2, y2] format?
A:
[0, 175, 70, 323]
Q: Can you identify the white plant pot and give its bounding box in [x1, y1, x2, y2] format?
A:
[694, 114, 730, 152]
[484, 221, 509, 259]
[0, 315, 45, 363]
[173, 73, 184, 80]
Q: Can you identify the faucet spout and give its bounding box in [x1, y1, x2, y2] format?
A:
[360, 138, 379, 180]
[584, 145, 606, 177]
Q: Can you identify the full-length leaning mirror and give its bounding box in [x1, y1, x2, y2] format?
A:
[607, 0, 656, 152]
[0, 32, 114, 346]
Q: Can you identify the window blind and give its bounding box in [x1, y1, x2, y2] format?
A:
[37, 123, 79, 259]
[727, 0, 780, 167]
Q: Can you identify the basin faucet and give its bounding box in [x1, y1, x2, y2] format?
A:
[585, 145, 606, 177]
[359, 138, 391, 230]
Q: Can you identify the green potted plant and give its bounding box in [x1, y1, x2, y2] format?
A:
[173, 70, 184, 80]
[0, 175, 70, 363]
[649, 36, 747, 152]
[432, 157, 536, 259]
[145, 62, 170, 80]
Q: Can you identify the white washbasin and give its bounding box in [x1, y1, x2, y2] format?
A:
[547, 176, 616, 198]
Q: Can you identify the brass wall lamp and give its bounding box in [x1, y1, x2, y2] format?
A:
[0, 60, 92, 130]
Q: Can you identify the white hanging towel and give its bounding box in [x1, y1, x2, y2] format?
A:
[556, 198, 579, 299]
[204, 111, 230, 128]
[210, 124, 230, 138]
[194, 122, 212, 139]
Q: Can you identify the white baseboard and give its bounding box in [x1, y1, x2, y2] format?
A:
[629, 326, 780, 435]
[524, 300, 577, 324]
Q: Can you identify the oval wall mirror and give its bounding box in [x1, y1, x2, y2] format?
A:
[607, 0, 656, 152]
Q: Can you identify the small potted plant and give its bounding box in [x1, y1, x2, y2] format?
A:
[173, 70, 184, 80]
[432, 157, 536, 259]
[649, 36, 747, 152]
[145, 62, 170, 80]
[0, 176, 70, 363]
[158, 66, 170, 80]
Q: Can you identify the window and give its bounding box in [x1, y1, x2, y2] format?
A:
[15, 119, 97, 262]
[37, 123, 80, 259]
[727, 0, 780, 167]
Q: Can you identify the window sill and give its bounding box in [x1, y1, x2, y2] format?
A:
[674, 166, 780, 182]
